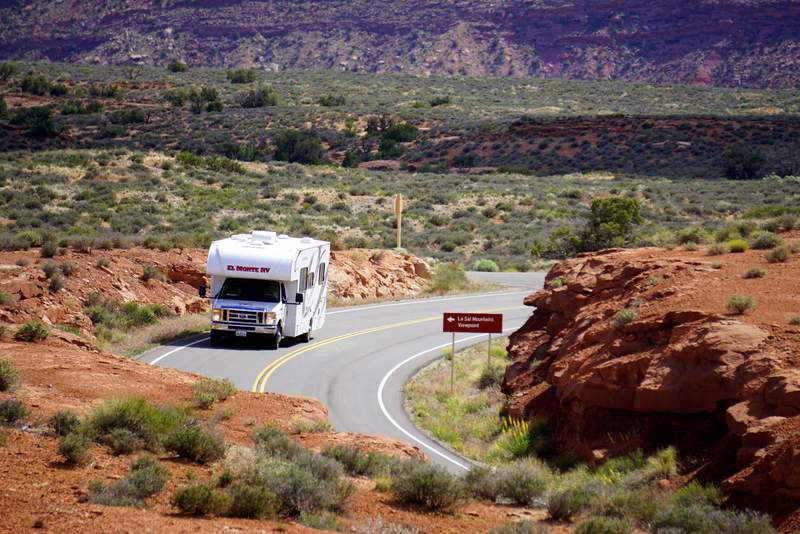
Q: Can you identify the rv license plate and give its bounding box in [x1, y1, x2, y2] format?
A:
[235, 331, 247, 337]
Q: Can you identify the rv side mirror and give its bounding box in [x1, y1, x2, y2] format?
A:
[295, 293, 304, 304]
[199, 285, 207, 298]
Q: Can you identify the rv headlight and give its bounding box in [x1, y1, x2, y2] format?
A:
[263, 312, 277, 325]
[212, 308, 222, 322]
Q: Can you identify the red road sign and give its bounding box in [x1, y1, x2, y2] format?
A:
[443, 312, 503, 334]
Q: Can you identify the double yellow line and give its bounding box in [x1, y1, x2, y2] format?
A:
[250, 306, 518, 393]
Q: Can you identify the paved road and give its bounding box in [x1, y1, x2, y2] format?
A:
[139, 271, 544, 472]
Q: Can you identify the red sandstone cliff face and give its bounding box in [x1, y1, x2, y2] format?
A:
[503, 239, 800, 530]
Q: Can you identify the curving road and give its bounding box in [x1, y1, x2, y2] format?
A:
[139, 271, 544, 472]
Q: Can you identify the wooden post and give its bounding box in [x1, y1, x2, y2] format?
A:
[487, 333, 492, 366]
[450, 332, 455, 395]
[394, 193, 403, 249]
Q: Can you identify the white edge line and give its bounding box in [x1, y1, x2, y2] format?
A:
[147, 336, 210, 365]
[327, 290, 531, 316]
[377, 325, 519, 472]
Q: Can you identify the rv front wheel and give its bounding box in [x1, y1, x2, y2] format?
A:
[269, 325, 282, 350]
[210, 330, 223, 346]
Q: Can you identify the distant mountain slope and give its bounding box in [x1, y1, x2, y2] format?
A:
[1, 0, 799, 88]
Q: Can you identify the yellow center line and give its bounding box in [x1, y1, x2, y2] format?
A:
[251, 306, 519, 393]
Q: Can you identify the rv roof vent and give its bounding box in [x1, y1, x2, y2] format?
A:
[232, 234, 249, 241]
[300, 237, 313, 244]
[252, 231, 277, 244]
[277, 234, 289, 240]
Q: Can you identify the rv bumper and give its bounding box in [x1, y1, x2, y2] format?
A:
[211, 322, 277, 334]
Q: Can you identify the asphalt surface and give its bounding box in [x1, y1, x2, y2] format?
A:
[139, 271, 545, 472]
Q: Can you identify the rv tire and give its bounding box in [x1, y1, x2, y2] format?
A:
[269, 325, 282, 350]
[210, 330, 223, 346]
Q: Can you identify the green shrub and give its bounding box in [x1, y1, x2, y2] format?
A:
[473, 259, 500, 272]
[58, 432, 92, 465]
[0, 359, 20, 391]
[707, 243, 727, 256]
[743, 267, 765, 279]
[164, 423, 226, 463]
[40, 241, 58, 258]
[603, 487, 663, 525]
[106, 427, 139, 455]
[167, 59, 188, 73]
[14, 321, 49, 342]
[488, 521, 549, 534]
[60, 261, 78, 276]
[750, 231, 782, 250]
[671, 481, 721, 507]
[290, 418, 333, 434]
[765, 244, 790, 263]
[727, 239, 749, 253]
[192, 377, 236, 409]
[240, 85, 278, 108]
[0, 398, 27, 423]
[90, 454, 170, 507]
[477, 363, 504, 389]
[142, 265, 166, 282]
[173, 482, 232, 516]
[50, 410, 80, 437]
[723, 144, 765, 180]
[613, 309, 637, 330]
[790, 316, 800, 326]
[49, 273, 65, 291]
[89, 397, 186, 451]
[253, 424, 302, 459]
[547, 486, 591, 520]
[96, 257, 110, 268]
[227, 69, 257, 83]
[496, 460, 550, 505]
[574, 517, 632, 534]
[298, 512, 346, 531]
[583, 197, 643, 250]
[727, 295, 756, 315]
[0, 61, 18, 81]
[0, 291, 12, 306]
[391, 460, 466, 511]
[426, 262, 470, 294]
[227, 483, 280, 519]
[274, 130, 324, 164]
[654, 504, 714, 533]
[321, 445, 396, 478]
[318, 94, 346, 107]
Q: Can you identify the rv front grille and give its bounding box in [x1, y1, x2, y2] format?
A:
[227, 310, 259, 324]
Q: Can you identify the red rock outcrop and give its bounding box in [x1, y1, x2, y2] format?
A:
[503, 240, 800, 530]
[328, 249, 430, 302]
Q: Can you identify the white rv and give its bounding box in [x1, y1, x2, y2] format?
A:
[201, 231, 330, 348]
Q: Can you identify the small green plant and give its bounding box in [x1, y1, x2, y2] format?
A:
[613, 309, 638, 330]
[727, 239, 749, 253]
[727, 294, 756, 315]
[172, 482, 232, 515]
[60, 261, 78, 276]
[750, 231, 782, 250]
[549, 276, 567, 289]
[50, 410, 81, 437]
[710, 261, 724, 269]
[96, 257, 110, 268]
[488, 521, 549, 534]
[477, 363, 504, 389]
[227, 483, 280, 519]
[495, 416, 532, 458]
[0, 359, 20, 391]
[142, 265, 166, 282]
[425, 262, 471, 294]
[765, 244, 790, 263]
[226, 68, 257, 83]
[0, 292, 12, 306]
[89, 397, 186, 451]
[743, 267, 765, 279]
[547, 486, 591, 520]
[574, 516, 632, 534]
[644, 276, 663, 288]
[106, 427, 139, 455]
[59, 431, 92, 465]
[391, 460, 467, 511]
[0, 398, 27, 423]
[164, 423, 226, 463]
[290, 418, 333, 434]
[473, 258, 500, 272]
[298, 512, 346, 532]
[321, 445, 396, 478]
[790, 316, 800, 326]
[40, 241, 58, 258]
[167, 59, 188, 73]
[14, 321, 49, 342]
[192, 377, 237, 409]
[90, 454, 170, 507]
[707, 243, 727, 256]
[49, 273, 65, 291]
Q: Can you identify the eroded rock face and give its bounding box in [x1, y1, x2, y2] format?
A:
[503, 245, 800, 529]
[328, 249, 430, 302]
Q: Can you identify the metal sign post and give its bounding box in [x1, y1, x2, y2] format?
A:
[394, 193, 403, 249]
[443, 312, 503, 394]
[450, 332, 455, 394]
[487, 333, 492, 366]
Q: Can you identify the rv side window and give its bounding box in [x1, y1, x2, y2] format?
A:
[318, 263, 326, 283]
[307, 271, 315, 287]
[299, 267, 308, 292]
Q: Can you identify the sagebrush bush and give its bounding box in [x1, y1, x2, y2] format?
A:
[89, 397, 186, 451]
[0, 398, 27, 423]
[425, 262, 470, 294]
[671, 481, 721, 507]
[707, 243, 727, 256]
[164, 423, 226, 463]
[106, 427, 139, 455]
[226, 483, 280, 519]
[765, 244, 790, 263]
[477, 363, 504, 389]
[473, 258, 500, 272]
[290, 418, 333, 434]
[489, 521, 549, 534]
[727, 239, 749, 253]
[59, 432, 92, 465]
[391, 460, 467, 511]
[727, 294, 756, 315]
[40, 240, 57, 258]
[252, 424, 302, 459]
[790, 316, 800, 326]
[90, 454, 170, 507]
[60, 261, 78, 276]
[497, 460, 550, 505]
[14, 321, 49, 342]
[0, 358, 20, 391]
[750, 231, 782, 250]
[547, 486, 591, 520]
[321, 445, 396, 477]
[743, 267, 765, 279]
[574, 516, 632, 534]
[192, 377, 236, 409]
[49, 409, 80, 437]
[173, 482, 232, 516]
[142, 265, 166, 282]
[298, 512, 346, 532]
[613, 309, 637, 330]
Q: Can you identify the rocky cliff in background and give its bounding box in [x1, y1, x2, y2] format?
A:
[503, 237, 800, 530]
[1, 0, 799, 89]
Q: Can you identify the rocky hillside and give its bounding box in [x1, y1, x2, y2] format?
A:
[503, 234, 800, 530]
[2, 0, 799, 88]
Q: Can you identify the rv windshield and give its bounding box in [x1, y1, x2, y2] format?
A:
[218, 278, 281, 303]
